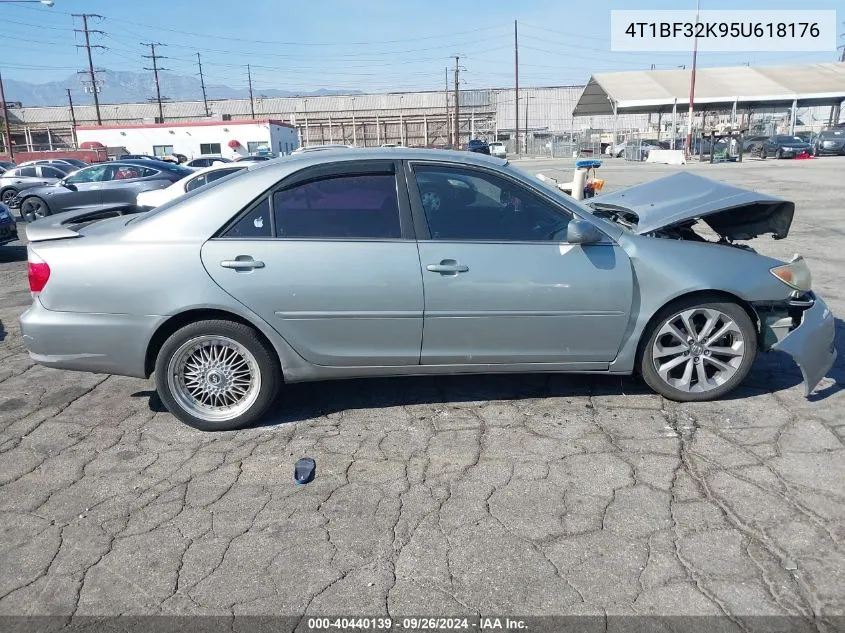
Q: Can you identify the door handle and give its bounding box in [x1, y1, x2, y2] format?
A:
[426, 259, 469, 275]
[220, 257, 265, 271]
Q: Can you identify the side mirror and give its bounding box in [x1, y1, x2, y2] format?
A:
[566, 218, 603, 245]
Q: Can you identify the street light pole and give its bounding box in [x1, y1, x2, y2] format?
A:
[351, 98, 357, 146]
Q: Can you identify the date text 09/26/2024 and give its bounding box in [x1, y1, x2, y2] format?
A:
[305, 617, 527, 630]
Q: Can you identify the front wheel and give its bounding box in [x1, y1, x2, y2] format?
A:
[776, 149, 783, 159]
[20, 197, 50, 222]
[639, 299, 757, 402]
[154, 319, 281, 431]
[0, 188, 17, 206]
[760, 149, 767, 159]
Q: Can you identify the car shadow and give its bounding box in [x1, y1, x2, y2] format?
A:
[132, 316, 844, 426]
[0, 245, 27, 263]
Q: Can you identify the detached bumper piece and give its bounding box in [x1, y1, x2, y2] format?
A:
[762, 293, 837, 396]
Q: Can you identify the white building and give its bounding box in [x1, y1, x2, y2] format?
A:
[74, 119, 300, 160]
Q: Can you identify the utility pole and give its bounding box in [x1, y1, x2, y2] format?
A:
[829, 37, 844, 126]
[445, 67, 450, 146]
[247, 65, 255, 119]
[73, 13, 104, 125]
[685, 0, 701, 159]
[514, 20, 520, 155]
[197, 53, 209, 117]
[0, 70, 13, 160]
[453, 56, 460, 148]
[142, 42, 168, 123]
[66, 89, 77, 148]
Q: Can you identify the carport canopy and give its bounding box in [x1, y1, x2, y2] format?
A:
[573, 62, 845, 116]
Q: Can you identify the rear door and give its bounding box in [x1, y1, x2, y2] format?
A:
[201, 160, 425, 367]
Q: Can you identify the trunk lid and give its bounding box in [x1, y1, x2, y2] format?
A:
[25, 207, 144, 243]
[586, 172, 794, 240]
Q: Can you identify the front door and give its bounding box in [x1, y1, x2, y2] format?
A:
[54, 164, 108, 212]
[201, 160, 424, 367]
[407, 162, 634, 365]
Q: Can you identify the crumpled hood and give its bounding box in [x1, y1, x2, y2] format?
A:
[587, 172, 795, 240]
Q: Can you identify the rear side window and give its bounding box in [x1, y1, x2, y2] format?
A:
[223, 198, 272, 238]
[19, 167, 38, 177]
[272, 173, 400, 239]
[40, 166, 67, 178]
[185, 174, 208, 192]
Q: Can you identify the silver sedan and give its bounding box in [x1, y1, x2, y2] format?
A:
[19, 149, 837, 431]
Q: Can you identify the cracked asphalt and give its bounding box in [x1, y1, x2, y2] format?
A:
[0, 157, 844, 629]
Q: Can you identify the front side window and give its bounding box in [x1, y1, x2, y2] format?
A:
[200, 143, 221, 155]
[412, 165, 571, 241]
[272, 173, 401, 239]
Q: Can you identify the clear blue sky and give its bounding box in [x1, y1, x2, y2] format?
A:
[1, 0, 841, 94]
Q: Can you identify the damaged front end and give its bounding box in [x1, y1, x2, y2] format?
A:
[754, 282, 837, 396]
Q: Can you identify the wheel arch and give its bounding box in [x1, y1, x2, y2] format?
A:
[634, 289, 759, 367]
[144, 307, 284, 379]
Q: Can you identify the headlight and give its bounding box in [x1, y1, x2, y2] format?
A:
[770, 255, 812, 291]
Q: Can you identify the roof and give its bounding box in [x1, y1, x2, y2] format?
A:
[574, 62, 845, 116]
[75, 119, 294, 131]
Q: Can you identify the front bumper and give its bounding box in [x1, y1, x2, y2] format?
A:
[19, 298, 164, 378]
[768, 294, 837, 396]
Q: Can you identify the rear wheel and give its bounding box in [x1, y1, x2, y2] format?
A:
[0, 188, 17, 206]
[639, 298, 757, 402]
[154, 319, 281, 431]
[20, 197, 50, 223]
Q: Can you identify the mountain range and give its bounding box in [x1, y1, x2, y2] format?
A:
[3, 69, 361, 107]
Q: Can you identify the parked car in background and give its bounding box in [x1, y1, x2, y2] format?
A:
[115, 154, 159, 161]
[0, 160, 17, 173]
[0, 202, 17, 245]
[11, 159, 192, 222]
[184, 155, 233, 169]
[17, 149, 835, 431]
[0, 163, 71, 206]
[137, 163, 249, 209]
[465, 139, 490, 155]
[742, 135, 768, 154]
[235, 155, 274, 162]
[293, 144, 354, 154]
[18, 158, 89, 170]
[488, 141, 507, 158]
[760, 135, 811, 159]
[811, 128, 845, 156]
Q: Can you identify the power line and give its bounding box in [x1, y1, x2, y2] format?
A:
[142, 42, 168, 123]
[73, 13, 104, 125]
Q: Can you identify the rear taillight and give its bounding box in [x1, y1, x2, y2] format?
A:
[28, 251, 50, 293]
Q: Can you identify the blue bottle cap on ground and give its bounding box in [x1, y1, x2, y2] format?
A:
[295, 457, 316, 485]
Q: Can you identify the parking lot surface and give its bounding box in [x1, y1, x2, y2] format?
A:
[1, 157, 844, 626]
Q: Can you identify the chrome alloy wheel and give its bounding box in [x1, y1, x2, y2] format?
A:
[166, 335, 261, 422]
[651, 308, 746, 393]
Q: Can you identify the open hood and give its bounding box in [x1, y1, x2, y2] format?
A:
[586, 172, 794, 240]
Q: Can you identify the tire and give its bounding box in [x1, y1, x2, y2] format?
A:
[639, 298, 757, 402]
[0, 188, 17, 206]
[760, 149, 767, 159]
[776, 149, 783, 159]
[20, 197, 51, 223]
[154, 319, 282, 431]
